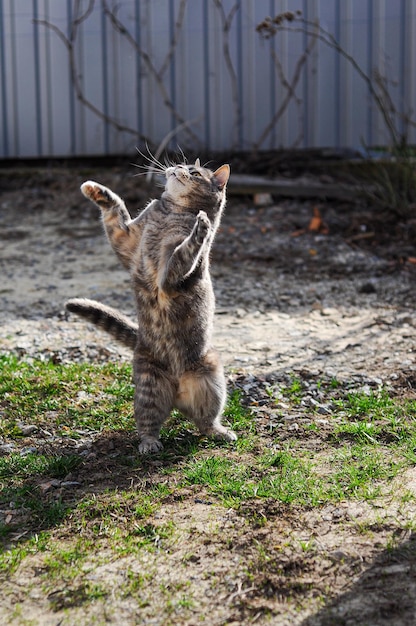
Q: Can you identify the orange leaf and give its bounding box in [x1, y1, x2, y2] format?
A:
[308, 206, 329, 234]
[308, 206, 322, 232]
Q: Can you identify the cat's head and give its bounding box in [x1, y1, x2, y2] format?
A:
[163, 159, 230, 214]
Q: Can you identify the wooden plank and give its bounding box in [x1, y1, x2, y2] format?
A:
[227, 174, 360, 200]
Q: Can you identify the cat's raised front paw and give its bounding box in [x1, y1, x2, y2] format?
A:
[81, 181, 115, 209]
[194, 211, 211, 244]
[138, 436, 164, 455]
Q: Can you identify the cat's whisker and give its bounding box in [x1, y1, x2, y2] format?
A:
[130, 162, 148, 172]
[139, 145, 172, 183]
[131, 170, 158, 178]
[130, 162, 166, 179]
[131, 155, 167, 181]
[164, 155, 177, 168]
[177, 145, 188, 165]
[135, 145, 166, 171]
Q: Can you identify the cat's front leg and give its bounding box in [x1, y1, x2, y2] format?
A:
[81, 180, 140, 270]
[160, 211, 211, 292]
[81, 181, 130, 222]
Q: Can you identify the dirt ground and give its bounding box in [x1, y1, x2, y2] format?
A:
[0, 162, 416, 625]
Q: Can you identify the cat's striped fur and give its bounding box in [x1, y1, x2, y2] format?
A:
[66, 159, 237, 453]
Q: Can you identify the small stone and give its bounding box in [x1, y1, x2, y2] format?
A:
[38, 479, 60, 494]
[253, 193, 273, 206]
[0, 443, 16, 455]
[329, 550, 348, 562]
[16, 423, 38, 436]
[381, 564, 410, 576]
[20, 447, 38, 456]
[320, 307, 339, 316]
[317, 406, 331, 415]
[358, 282, 377, 294]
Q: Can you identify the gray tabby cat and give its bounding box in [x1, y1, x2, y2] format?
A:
[66, 158, 237, 454]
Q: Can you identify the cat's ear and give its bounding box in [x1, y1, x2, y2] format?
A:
[194, 158, 201, 168]
[213, 164, 230, 190]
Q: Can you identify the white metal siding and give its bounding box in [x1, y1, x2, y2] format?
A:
[0, 0, 415, 158]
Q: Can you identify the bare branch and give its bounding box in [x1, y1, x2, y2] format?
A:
[257, 13, 413, 149]
[34, 19, 71, 50]
[35, 0, 200, 150]
[35, 10, 150, 143]
[159, 0, 188, 77]
[71, 0, 95, 37]
[101, 0, 200, 146]
[254, 24, 317, 150]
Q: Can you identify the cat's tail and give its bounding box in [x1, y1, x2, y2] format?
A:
[65, 298, 138, 350]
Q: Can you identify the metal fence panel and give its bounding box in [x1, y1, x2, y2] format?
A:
[0, 0, 415, 158]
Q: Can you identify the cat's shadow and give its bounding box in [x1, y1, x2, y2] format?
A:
[1, 427, 225, 551]
[85, 426, 205, 478]
[70, 424, 208, 489]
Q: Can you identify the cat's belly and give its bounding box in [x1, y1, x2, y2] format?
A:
[136, 308, 212, 373]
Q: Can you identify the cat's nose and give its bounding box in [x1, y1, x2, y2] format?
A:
[175, 167, 189, 180]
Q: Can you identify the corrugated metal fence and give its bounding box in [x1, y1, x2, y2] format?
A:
[1, 0, 415, 159]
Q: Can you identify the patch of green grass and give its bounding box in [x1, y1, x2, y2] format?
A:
[73, 484, 172, 545]
[224, 390, 255, 433]
[328, 443, 400, 500]
[333, 389, 416, 448]
[335, 388, 395, 417]
[44, 541, 90, 579]
[281, 376, 304, 404]
[0, 531, 50, 577]
[46, 581, 108, 611]
[0, 354, 134, 437]
[0, 484, 71, 532]
[0, 453, 82, 481]
[121, 568, 148, 598]
[224, 389, 258, 452]
[182, 450, 330, 507]
[2, 354, 416, 600]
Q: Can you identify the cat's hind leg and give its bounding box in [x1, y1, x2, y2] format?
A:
[175, 350, 237, 443]
[81, 180, 140, 270]
[134, 355, 177, 454]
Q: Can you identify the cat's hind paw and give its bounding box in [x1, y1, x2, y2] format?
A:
[217, 428, 238, 442]
[138, 436, 164, 455]
[204, 424, 238, 443]
[81, 180, 117, 209]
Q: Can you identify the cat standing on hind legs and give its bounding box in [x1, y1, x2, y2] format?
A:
[66, 158, 237, 454]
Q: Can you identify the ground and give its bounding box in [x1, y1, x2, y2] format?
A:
[0, 162, 415, 625]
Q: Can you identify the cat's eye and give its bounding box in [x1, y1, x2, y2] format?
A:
[192, 171, 202, 177]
